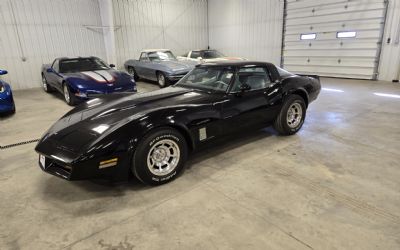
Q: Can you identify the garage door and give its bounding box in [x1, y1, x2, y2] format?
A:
[282, 0, 388, 80]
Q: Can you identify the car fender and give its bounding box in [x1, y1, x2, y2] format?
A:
[282, 79, 310, 107]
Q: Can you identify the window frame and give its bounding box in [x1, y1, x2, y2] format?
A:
[139, 52, 150, 62]
[52, 59, 60, 73]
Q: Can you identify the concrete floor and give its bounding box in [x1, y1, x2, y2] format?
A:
[0, 78, 399, 249]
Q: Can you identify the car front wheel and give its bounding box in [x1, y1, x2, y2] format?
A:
[157, 72, 170, 88]
[273, 94, 306, 135]
[128, 66, 139, 81]
[42, 75, 52, 93]
[132, 128, 188, 185]
[63, 83, 77, 106]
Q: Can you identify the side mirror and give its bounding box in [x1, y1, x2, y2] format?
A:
[239, 83, 251, 92]
[197, 57, 203, 60]
[109, 64, 115, 68]
[0, 70, 8, 75]
[47, 68, 54, 73]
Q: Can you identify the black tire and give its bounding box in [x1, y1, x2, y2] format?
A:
[273, 94, 306, 135]
[128, 66, 139, 81]
[157, 72, 170, 88]
[63, 83, 77, 106]
[42, 74, 53, 93]
[132, 127, 188, 185]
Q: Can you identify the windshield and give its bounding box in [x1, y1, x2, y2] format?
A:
[202, 50, 224, 59]
[177, 67, 234, 92]
[59, 58, 109, 73]
[148, 51, 176, 61]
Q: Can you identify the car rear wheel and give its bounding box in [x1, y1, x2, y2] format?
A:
[63, 83, 77, 106]
[42, 74, 53, 93]
[132, 128, 188, 185]
[128, 66, 139, 81]
[273, 94, 306, 135]
[157, 72, 170, 88]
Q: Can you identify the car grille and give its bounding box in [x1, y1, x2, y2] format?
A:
[40, 156, 72, 179]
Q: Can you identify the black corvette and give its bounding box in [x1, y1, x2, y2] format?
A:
[35, 61, 320, 185]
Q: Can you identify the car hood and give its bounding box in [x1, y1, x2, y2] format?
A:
[157, 60, 195, 72]
[63, 69, 134, 87]
[38, 86, 217, 154]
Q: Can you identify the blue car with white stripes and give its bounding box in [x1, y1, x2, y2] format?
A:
[41, 57, 137, 105]
[0, 69, 16, 114]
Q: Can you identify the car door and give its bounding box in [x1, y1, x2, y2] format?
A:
[46, 59, 64, 91]
[221, 66, 282, 132]
[136, 52, 153, 79]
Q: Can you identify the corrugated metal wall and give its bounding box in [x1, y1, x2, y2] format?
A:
[112, 0, 208, 68]
[208, 0, 284, 65]
[378, 0, 400, 81]
[0, 0, 106, 89]
[1, 0, 398, 89]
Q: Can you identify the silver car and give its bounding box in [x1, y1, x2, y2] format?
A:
[124, 49, 196, 88]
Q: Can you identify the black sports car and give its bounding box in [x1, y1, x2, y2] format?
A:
[35, 61, 321, 185]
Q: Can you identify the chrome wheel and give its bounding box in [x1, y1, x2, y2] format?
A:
[158, 73, 165, 87]
[287, 102, 303, 128]
[63, 84, 70, 104]
[42, 76, 48, 91]
[146, 139, 180, 176]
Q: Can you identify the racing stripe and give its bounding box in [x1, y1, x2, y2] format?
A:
[95, 70, 115, 82]
[82, 71, 107, 82]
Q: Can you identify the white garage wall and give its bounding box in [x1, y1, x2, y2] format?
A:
[0, 0, 107, 90]
[378, 0, 400, 81]
[208, 0, 284, 65]
[112, 0, 208, 68]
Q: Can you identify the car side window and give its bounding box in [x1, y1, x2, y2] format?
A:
[190, 51, 201, 59]
[52, 60, 60, 73]
[140, 53, 149, 62]
[231, 67, 271, 92]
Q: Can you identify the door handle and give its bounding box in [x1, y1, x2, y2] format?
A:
[267, 88, 279, 96]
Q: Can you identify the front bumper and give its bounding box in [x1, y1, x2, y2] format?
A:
[37, 152, 132, 181]
[166, 73, 189, 82]
[74, 87, 137, 100]
[0, 96, 15, 113]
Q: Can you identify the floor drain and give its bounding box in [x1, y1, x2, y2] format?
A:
[0, 139, 40, 150]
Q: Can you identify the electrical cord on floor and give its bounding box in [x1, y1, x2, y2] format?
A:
[0, 139, 40, 150]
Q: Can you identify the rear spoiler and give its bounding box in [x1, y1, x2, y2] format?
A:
[298, 74, 320, 81]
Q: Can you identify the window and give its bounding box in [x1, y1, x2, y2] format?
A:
[139, 52, 149, 61]
[190, 51, 201, 59]
[337, 31, 356, 38]
[178, 67, 234, 92]
[52, 59, 59, 73]
[202, 50, 224, 59]
[148, 51, 176, 61]
[300, 33, 316, 40]
[59, 58, 109, 73]
[231, 67, 271, 92]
